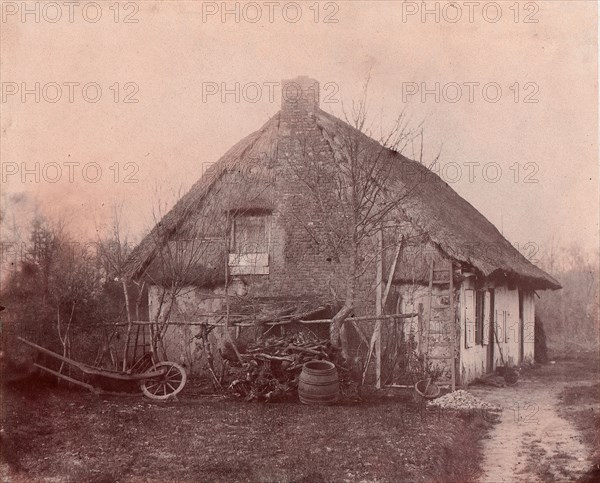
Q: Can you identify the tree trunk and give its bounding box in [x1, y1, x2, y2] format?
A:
[330, 303, 353, 349]
[330, 243, 358, 357]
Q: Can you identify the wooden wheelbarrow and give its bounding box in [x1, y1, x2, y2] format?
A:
[17, 337, 187, 400]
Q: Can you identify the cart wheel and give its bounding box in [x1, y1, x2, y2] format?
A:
[140, 362, 187, 400]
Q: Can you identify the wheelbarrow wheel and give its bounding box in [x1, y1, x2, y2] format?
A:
[140, 362, 187, 400]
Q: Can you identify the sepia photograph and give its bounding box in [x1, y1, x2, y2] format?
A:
[1, 1, 598, 482]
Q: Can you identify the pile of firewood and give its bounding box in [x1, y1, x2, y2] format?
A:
[223, 333, 357, 402]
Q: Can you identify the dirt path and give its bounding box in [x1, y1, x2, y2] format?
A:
[470, 373, 593, 482]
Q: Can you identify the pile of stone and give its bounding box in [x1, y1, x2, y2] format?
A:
[427, 390, 500, 411]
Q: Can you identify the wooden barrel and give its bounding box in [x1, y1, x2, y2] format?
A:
[298, 360, 339, 405]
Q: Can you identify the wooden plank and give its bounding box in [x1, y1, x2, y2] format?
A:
[96, 320, 236, 328]
[360, 230, 392, 386]
[228, 253, 269, 274]
[228, 253, 269, 267]
[303, 313, 417, 324]
[375, 228, 383, 389]
[34, 363, 96, 393]
[381, 235, 403, 307]
[425, 259, 434, 357]
[95, 313, 418, 330]
[228, 265, 269, 275]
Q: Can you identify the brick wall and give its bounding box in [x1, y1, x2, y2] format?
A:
[154, 76, 388, 317]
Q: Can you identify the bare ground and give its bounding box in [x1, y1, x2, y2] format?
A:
[470, 355, 600, 483]
[0, 378, 488, 483]
[2, 355, 597, 483]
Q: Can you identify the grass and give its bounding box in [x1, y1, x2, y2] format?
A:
[533, 349, 600, 483]
[1, 377, 491, 483]
[557, 382, 600, 483]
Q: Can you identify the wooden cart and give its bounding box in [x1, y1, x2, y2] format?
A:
[17, 337, 187, 400]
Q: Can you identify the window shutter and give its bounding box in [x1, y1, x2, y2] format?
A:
[464, 289, 475, 348]
[482, 290, 491, 345]
[233, 216, 268, 254]
[229, 214, 271, 274]
[475, 291, 484, 345]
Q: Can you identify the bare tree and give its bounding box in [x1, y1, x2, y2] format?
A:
[6, 215, 104, 370]
[537, 239, 599, 352]
[95, 204, 139, 370]
[116, 179, 247, 368]
[287, 78, 436, 357]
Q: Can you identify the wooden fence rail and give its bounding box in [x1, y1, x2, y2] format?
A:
[93, 313, 418, 328]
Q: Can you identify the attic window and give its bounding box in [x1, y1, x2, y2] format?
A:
[228, 214, 271, 275]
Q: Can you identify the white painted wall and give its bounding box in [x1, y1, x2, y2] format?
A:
[459, 282, 535, 384]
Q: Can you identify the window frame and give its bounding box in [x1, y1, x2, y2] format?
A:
[228, 212, 272, 275]
[230, 214, 271, 254]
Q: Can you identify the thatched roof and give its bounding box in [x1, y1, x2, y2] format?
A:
[123, 113, 281, 281]
[124, 96, 560, 290]
[316, 111, 560, 290]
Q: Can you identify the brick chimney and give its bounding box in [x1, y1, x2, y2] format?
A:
[281, 76, 320, 115]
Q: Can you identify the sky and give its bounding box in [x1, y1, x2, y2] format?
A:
[1, 0, 598, 263]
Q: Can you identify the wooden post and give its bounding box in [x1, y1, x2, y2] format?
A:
[121, 279, 133, 371]
[375, 228, 383, 388]
[382, 235, 402, 308]
[449, 262, 456, 392]
[224, 212, 230, 331]
[224, 212, 242, 363]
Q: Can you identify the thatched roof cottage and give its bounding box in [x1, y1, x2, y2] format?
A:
[125, 76, 560, 386]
